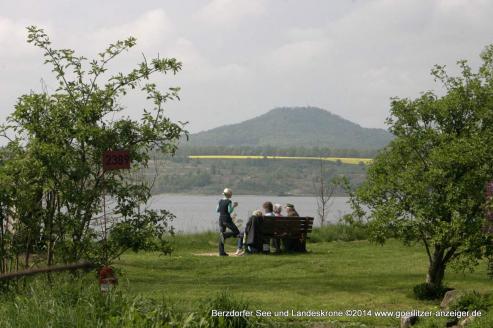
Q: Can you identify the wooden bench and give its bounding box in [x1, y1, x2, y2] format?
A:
[259, 216, 314, 252]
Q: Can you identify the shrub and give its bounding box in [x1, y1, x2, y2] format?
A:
[413, 283, 450, 300]
[450, 291, 491, 313]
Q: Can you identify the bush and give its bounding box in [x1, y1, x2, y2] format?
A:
[413, 283, 450, 300]
[309, 220, 368, 243]
[450, 291, 491, 313]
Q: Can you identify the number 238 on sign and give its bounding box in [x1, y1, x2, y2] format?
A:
[103, 150, 131, 170]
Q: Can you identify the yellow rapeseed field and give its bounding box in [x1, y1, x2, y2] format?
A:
[188, 155, 373, 165]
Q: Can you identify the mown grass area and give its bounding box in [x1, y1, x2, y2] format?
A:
[115, 231, 493, 327]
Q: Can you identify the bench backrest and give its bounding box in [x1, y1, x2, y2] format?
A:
[260, 216, 314, 238]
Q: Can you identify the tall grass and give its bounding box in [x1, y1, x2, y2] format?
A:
[309, 222, 368, 243]
[0, 274, 267, 328]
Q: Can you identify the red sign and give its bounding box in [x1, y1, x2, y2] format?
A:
[103, 150, 130, 171]
[99, 265, 118, 293]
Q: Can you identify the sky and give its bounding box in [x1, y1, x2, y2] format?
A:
[1, 0, 493, 133]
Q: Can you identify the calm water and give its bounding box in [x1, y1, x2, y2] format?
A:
[147, 194, 352, 233]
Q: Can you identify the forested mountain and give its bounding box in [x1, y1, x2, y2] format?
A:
[188, 107, 393, 149]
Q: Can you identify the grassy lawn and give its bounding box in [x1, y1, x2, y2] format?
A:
[116, 232, 492, 327]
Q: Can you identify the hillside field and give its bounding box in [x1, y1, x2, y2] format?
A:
[188, 155, 373, 165]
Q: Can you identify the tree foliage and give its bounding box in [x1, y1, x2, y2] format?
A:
[354, 46, 493, 288]
[0, 26, 186, 272]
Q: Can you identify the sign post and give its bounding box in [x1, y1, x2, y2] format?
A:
[99, 150, 130, 292]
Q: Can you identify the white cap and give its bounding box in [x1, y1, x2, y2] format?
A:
[223, 188, 232, 196]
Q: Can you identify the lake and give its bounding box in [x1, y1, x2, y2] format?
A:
[147, 194, 352, 233]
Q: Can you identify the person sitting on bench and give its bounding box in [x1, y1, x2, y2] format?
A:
[263, 201, 274, 216]
[283, 203, 299, 252]
[262, 202, 275, 253]
[246, 210, 264, 253]
[286, 203, 299, 217]
[272, 204, 283, 252]
[273, 203, 283, 216]
[237, 210, 263, 254]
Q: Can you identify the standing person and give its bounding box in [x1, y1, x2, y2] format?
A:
[217, 188, 239, 256]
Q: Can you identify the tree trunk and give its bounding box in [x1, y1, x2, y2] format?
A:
[426, 246, 446, 287]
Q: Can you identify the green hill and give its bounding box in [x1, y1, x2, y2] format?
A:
[188, 107, 392, 149]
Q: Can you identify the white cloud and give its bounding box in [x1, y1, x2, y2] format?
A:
[0, 16, 39, 57]
[263, 40, 332, 73]
[3, 1, 493, 132]
[195, 0, 265, 27]
[85, 9, 174, 51]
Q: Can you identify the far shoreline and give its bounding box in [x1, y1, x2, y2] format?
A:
[150, 192, 350, 198]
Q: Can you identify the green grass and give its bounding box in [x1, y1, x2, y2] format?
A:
[1, 232, 491, 327]
[114, 233, 493, 327]
[0, 275, 265, 328]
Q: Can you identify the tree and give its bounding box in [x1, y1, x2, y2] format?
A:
[353, 46, 493, 290]
[0, 26, 186, 271]
[313, 160, 336, 226]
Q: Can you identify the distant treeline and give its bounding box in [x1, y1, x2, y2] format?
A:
[149, 154, 367, 196]
[173, 145, 380, 158]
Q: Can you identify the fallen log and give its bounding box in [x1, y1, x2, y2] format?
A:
[0, 261, 97, 281]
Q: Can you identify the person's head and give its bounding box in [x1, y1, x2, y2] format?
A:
[273, 203, 282, 214]
[285, 203, 295, 210]
[262, 201, 273, 213]
[223, 188, 233, 198]
[286, 203, 297, 215]
[252, 210, 263, 217]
